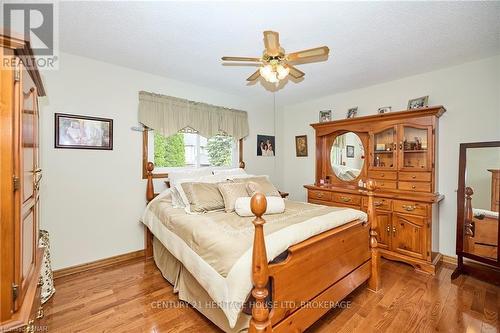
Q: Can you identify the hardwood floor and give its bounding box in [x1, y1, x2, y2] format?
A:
[40, 258, 499, 332]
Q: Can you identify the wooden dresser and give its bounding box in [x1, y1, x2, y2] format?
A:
[305, 107, 445, 274]
[1, 35, 46, 331]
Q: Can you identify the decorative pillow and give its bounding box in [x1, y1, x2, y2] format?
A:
[212, 168, 247, 177]
[233, 176, 280, 197]
[234, 196, 285, 217]
[170, 187, 185, 208]
[180, 182, 225, 213]
[218, 182, 250, 213]
[175, 175, 225, 209]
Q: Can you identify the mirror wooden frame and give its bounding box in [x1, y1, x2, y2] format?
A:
[452, 141, 500, 285]
[326, 131, 368, 186]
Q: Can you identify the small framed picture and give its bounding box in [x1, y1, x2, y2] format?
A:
[295, 135, 308, 157]
[347, 107, 358, 119]
[257, 134, 275, 157]
[407, 96, 429, 110]
[377, 106, 392, 114]
[55, 113, 113, 150]
[346, 145, 355, 158]
[319, 110, 332, 123]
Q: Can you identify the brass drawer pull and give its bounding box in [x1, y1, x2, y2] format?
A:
[412, 175, 417, 179]
[386, 225, 390, 233]
[392, 226, 396, 235]
[412, 185, 417, 189]
[380, 174, 385, 177]
[315, 192, 324, 198]
[402, 205, 416, 211]
[36, 306, 44, 319]
[340, 196, 351, 202]
[374, 201, 383, 207]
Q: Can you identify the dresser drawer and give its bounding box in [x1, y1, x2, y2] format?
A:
[368, 171, 397, 180]
[331, 193, 361, 206]
[308, 190, 332, 201]
[362, 197, 392, 211]
[399, 172, 432, 182]
[398, 181, 431, 192]
[374, 180, 397, 190]
[393, 200, 428, 217]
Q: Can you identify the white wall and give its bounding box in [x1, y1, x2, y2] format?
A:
[278, 55, 500, 257]
[39, 52, 276, 270]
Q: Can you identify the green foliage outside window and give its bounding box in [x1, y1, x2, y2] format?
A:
[207, 135, 233, 166]
[154, 132, 185, 167]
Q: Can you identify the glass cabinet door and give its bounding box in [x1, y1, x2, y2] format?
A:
[398, 125, 432, 171]
[370, 126, 397, 170]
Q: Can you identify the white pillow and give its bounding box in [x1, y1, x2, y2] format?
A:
[168, 168, 213, 187]
[234, 196, 285, 217]
[212, 168, 247, 177]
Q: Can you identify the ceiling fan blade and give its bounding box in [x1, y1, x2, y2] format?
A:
[263, 31, 280, 56]
[287, 46, 330, 62]
[246, 70, 260, 81]
[287, 65, 305, 79]
[221, 56, 261, 62]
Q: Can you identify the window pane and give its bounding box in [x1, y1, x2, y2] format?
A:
[154, 132, 185, 167]
[207, 135, 233, 167]
[153, 132, 234, 168]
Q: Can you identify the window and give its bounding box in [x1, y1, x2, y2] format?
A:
[145, 128, 238, 174]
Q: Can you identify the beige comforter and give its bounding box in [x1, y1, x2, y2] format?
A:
[148, 195, 348, 277]
[142, 191, 367, 328]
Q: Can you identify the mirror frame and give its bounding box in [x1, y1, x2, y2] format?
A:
[326, 131, 368, 185]
[453, 141, 500, 282]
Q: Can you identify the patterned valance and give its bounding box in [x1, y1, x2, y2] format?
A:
[138, 91, 249, 140]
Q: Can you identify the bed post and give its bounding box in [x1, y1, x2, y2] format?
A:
[145, 162, 155, 259]
[249, 193, 272, 333]
[366, 179, 381, 292]
[464, 187, 474, 236]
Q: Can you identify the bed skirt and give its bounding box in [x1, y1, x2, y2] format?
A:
[153, 237, 251, 333]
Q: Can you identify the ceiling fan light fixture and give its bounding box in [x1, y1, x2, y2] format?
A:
[276, 64, 289, 80]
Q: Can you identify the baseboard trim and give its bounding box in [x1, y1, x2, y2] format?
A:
[441, 254, 458, 266]
[53, 249, 145, 279]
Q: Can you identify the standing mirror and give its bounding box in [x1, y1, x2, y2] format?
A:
[330, 132, 365, 181]
[453, 141, 500, 284]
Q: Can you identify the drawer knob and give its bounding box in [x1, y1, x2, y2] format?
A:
[340, 196, 351, 202]
[386, 225, 390, 233]
[316, 193, 323, 198]
[412, 175, 416, 179]
[380, 174, 385, 177]
[402, 205, 416, 211]
[412, 185, 416, 189]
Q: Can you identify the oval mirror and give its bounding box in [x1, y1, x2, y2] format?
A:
[330, 132, 365, 181]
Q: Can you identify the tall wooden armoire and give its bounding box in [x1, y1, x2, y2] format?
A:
[1, 34, 46, 331]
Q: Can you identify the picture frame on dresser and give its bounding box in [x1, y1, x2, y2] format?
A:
[305, 106, 446, 275]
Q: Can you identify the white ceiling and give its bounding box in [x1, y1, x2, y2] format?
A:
[58, 1, 500, 106]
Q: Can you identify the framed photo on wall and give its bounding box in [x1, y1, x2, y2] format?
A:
[55, 113, 113, 150]
[257, 135, 275, 157]
[346, 145, 355, 158]
[295, 135, 308, 157]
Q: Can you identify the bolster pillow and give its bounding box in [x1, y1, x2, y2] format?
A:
[234, 196, 285, 217]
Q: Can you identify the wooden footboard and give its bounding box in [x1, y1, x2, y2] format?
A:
[248, 180, 380, 333]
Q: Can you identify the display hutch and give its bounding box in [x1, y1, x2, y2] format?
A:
[305, 106, 445, 274]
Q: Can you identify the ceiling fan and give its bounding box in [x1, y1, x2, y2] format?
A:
[221, 31, 329, 84]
